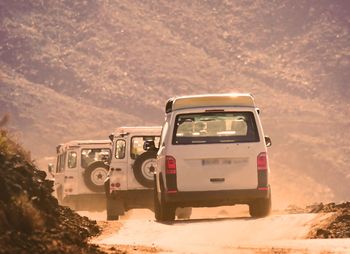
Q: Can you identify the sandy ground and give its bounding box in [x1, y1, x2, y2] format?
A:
[78, 207, 350, 254]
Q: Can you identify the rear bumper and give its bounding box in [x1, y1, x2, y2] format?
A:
[164, 187, 270, 207]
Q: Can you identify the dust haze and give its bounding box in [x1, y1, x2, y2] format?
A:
[1, 0, 350, 210]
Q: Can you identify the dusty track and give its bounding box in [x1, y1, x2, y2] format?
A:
[80, 208, 350, 254]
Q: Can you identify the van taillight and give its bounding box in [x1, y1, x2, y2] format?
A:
[257, 152, 268, 189]
[257, 152, 267, 171]
[166, 156, 176, 174]
[165, 155, 177, 193]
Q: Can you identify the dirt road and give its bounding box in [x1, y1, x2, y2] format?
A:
[80, 207, 350, 254]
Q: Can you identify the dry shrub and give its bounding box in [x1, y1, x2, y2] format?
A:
[14, 194, 45, 233]
[0, 127, 31, 162]
[0, 114, 10, 127]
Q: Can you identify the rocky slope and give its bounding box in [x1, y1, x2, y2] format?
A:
[0, 128, 102, 254]
[305, 202, 350, 239]
[0, 0, 349, 205]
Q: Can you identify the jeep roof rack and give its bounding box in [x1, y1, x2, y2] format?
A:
[56, 140, 111, 153]
[114, 126, 162, 137]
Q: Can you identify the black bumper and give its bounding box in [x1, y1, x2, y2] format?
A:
[164, 187, 270, 207]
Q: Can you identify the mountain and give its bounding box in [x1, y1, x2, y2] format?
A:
[1, 0, 349, 206]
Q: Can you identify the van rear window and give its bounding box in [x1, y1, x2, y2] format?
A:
[172, 112, 259, 145]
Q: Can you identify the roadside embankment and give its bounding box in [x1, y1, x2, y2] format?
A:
[0, 129, 103, 254]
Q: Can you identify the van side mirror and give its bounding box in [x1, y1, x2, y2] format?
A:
[265, 136, 272, 147]
[47, 163, 54, 173]
[109, 134, 114, 141]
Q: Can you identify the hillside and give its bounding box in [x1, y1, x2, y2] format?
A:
[0, 0, 349, 205]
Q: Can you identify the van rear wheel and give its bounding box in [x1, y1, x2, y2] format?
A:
[249, 195, 271, 218]
[154, 180, 175, 222]
[155, 197, 175, 222]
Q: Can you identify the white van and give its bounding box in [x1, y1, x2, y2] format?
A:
[154, 93, 272, 221]
[105, 126, 192, 220]
[52, 140, 111, 210]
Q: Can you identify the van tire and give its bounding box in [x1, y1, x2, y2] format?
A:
[249, 195, 271, 218]
[133, 151, 157, 188]
[154, 194, 175, 222]
[154, 188, 162, 221]
[84, 161, 108, 192]
[154, 177, 175, 222]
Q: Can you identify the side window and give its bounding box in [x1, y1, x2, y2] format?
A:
[56, 155, 60, 173]
[115, 140, 126, 159]
[61, 152, 67, 172]
[56, 152, 66, 173]
[67, 151, 77, 168]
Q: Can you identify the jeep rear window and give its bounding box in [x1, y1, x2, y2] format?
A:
[81, 148, 111, 168]
[172, 112, 259, 144]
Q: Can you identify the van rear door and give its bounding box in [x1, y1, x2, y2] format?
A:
[169, 110, 263, 192]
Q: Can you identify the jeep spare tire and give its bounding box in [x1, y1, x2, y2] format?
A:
[133, 151, 157, 188]
[84, 161, 109, 192]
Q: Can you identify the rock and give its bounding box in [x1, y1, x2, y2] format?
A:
[308, 201, 350, 239]
[316, 228, 330, 238]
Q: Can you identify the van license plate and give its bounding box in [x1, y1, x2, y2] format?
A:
[202, 159, 219, 166]
[202, 158, 242, 166]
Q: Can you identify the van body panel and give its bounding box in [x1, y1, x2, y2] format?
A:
[157, 99, 270, 196]
[167, 143, 264, 191]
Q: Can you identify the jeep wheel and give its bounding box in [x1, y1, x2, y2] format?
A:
[133, 151, 157, 188]
[106, 196, 119, 221]
[84, 161, 108, 192]
[56, 186, 63, 204]
[249, 195, 271, 218]
[106, 195, 125, 221]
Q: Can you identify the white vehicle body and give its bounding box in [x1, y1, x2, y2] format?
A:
[155, 93, 272, 221]
[105, 126, 161, 220]
[105, 126, 192, 220]
[54, 140, 111, 210]
[108, 126, 161, 191]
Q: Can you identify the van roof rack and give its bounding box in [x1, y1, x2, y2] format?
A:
[165, 93, 255, 113]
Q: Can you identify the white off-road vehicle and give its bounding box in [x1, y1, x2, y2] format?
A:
[154, 93, 272, 221]
[51, 140, 111, 210]
[105, 126, 191, 220]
